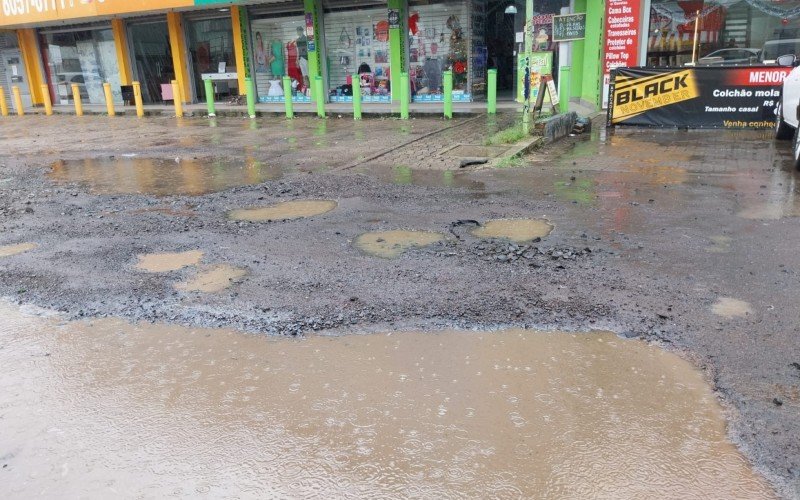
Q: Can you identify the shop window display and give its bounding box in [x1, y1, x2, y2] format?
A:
[647, 0, 800, 68]
[324, 6, 391, 103]
[186, 17, 235, 102]
[40, 28, 122, 106]
[251, 15, 312, 103]
[409, 2, 472, 102]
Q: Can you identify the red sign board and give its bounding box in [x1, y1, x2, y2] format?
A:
[603, 0, 641, 74]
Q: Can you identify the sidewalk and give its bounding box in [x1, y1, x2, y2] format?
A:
[19, 98, 598, 119]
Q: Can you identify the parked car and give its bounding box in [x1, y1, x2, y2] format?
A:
[774, 54, 800, 168]
[761, 39, 800, 64]
[696, 48, 759, 66]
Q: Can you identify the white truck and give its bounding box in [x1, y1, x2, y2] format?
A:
[774, 53, 800, 168]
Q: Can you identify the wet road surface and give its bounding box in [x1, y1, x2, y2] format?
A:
[0, 301, 774, 499]
[0, 115, 799, 497]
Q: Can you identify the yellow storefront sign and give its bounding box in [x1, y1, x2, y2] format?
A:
[611, 69, 700, 124]
[97, 0, 194, 16]
[0, 0, 194, 27]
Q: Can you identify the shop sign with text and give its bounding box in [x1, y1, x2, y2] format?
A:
[0, 0, 241, 27]
[608, 66, 791, 129]
[602, 0, 641, 107]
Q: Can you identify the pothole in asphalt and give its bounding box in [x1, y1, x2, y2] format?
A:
[471, 219, 553, 243]
[705, 235, 732, 253]
[175, 264, 248, 293]
[0, 242, 37, 258]
[135, 250, 204, 273]
[0, 301, 775, 498]
[228, 200, 337, 222]
[48, 157, 283, 196]
[712, 297, 753, 319]
[354, 230, 445, 258]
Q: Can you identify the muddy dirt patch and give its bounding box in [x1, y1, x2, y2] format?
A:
[354, 230, 445, 258]
[135, 250, 204, 273]
[0, 301, 775, 499]
[0, 243, 37, 258]
[228, 200, 338, 222]
[471, 219, 553, 243]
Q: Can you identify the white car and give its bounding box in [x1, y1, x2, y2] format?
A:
[774, 54, 800, 167]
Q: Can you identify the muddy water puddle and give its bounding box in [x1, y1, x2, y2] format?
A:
[135, 250, 203, 272]
[355, 230, 445, 258]
[175, 264, 248, 293]
[228, 199, 337, 222]
[471, 218, 553, 243]
[712, 297, 754, 319]
[0, 242, 37, 258]
[48, 157, 284, 196]
[0, 302, 774, 499]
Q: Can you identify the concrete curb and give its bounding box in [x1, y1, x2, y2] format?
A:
[486, 136, 545, 168]
[22, 107, 482, 120]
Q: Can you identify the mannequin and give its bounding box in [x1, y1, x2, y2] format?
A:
[296, 26, 310, 89]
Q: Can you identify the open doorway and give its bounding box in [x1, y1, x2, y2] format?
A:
[486, 0, 524, 100]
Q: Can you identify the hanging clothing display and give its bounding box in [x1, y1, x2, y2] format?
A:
[324, 2, 390, 103]
[249, 6, 310, 103]
[409, 1, 472, 102]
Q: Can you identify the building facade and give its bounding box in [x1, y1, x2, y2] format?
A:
[3, 1, 797, 113]
[0, 0, 612, 112]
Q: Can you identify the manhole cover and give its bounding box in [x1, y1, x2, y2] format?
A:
[443, 144, 509, 158]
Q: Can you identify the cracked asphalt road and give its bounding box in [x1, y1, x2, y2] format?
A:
[0, 114, 799, 498]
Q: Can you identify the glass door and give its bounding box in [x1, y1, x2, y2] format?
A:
[128, 21, 173, 104]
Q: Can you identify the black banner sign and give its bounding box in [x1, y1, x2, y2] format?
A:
[608, 66, 791, 129]
[552, 13, 585, 42]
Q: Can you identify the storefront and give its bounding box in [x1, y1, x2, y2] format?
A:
[0, 31, 31, 108]
[128, 18, 174, 104]
[248, 2, 312, 103]
[408, 1, 473, 102]
[646, 0, 800, 67]
[185, 10, 236, 102]
[39, 23, 123, 106]
[0, 0, 605, 111]
[323, 0, 392, 103]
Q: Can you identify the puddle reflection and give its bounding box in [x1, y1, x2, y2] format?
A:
[48, 157, 284, 196]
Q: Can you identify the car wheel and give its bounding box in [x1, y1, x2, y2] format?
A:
[793, 127, 800, 170]
[775, 102, 794, 140]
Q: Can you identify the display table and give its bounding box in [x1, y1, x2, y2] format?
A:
[201, 72, 239, 99]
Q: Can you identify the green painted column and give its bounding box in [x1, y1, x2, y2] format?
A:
[443, 70, 453, 119]
[570, 0, 586, 100]
[246, 77, 256, 118]
[315, 76, 326, 117]
[282, 76, 294, 118]
[204, 79, 216, 117]
[352, 74, 362, 119]
[559, 66, 571, 114]
[303, 0, 325, 103]
[487, 69, 497, 114]
[525, 0, 533, 53]
[388, 0, 408, 104]
[400, 73, 409, 119]
[582, 0, 605, 109]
